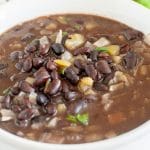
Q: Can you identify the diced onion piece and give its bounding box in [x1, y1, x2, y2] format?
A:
[44, 79, 51, 93]
[109, 82, 124, 92]
[57, 104, 67, 114]
[144, 33, 150, 46]
[47, 117, 59, 128]
[109, 71, 132, 86]
[85, 22, 98, 30]
[107, 45, 120, 56]
[65, 34, 85, 50]
[0, 109, 15, 121]
[93, 37, 110, 47]
[138, 65, 150, 76]
[84, 89, 96, 95]
[45, 22, 57, 30]
[29, 92, 37, 104]
[57, 16, 68, 24]
[54, 59, 71, 68]
[112, 56, 122, 64]
[55, 29, 63, 44]
[61, 51, 73, 61]
[78, 77, 94, 93]
[25, 77, 35, 86]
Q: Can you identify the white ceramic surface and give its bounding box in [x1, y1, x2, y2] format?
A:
[0, 0, 150, 150]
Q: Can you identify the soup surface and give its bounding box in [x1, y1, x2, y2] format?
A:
[0, 14, 150, 144]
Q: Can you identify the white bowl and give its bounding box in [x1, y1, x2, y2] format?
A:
[0, 0, 150, 150]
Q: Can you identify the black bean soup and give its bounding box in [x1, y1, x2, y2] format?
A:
[0, 14, 150, 144]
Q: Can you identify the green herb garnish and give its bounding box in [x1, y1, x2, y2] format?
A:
[66, 114, 78, 123]
[3, 87, 11, 95]
[76, 113, 89, 125]
[62, 31, 68, 36]
[74, 24, 82, 30]
[95, 47, 108, 52]
[133, 0, 150, 9]
[66, 113, 89, 125]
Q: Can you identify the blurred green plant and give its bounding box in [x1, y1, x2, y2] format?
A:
[133, 0, 150, 9]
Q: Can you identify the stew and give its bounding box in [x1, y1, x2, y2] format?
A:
[0, 14, 150, 144]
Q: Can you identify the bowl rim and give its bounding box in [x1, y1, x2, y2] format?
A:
[0, 0, 150, 148]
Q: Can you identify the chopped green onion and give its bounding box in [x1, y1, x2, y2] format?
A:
[62, 31, 68, 36]
[3, 87, 11, 95]
[66, 113, 89, 125]
[76, 113, 89, 125]
[95, 47, 108, 52]
[74, 24, 82, 30]
[60, 68, 66, 75]
[133, 0, 150, 9]
[66, 114, 78, 123]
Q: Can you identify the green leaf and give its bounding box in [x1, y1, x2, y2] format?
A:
[66, 114, 78, 123]
[3, 87, 11, 95]
[66, 113, 89, 125]
[95, 47, 108, 52]
[133, 0, 150, 9]
[76, 113, 89, 125]
[74, 24, 82, 30]
[62, 31, 68, 36]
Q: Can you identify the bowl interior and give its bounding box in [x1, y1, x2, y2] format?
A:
[0, 0, 150, 150]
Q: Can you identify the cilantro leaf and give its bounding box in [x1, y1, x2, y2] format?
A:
[95, 47, 108, 52]
[76, 113, 89, 125]
[66, 113, 89, 125]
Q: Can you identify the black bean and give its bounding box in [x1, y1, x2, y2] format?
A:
[85, 64, 97, 80]
[34, 67, 50, 86]
[96, 60, 112, 74]
[51, 70, 59, 80]
[10, 51, 24, 61]
[18, 108, 33, 120]
[120, 44, 130, 54]
[64, 66, 79, 84]
[64, 91, 80, 102]
[74, 59, 87, 73]
[122, 51, 138, 70]
[68, 100, 88, 114]
[102, 73, 114, 85]
[61, 81, 70, 93]
[11, 87, 20, 95]
[90, 50, 98, 61]
[122, 29, 143, 41]
[33, 57, 44, 68]
[84, 94, 98, 102]
[98, 52, 110, 60]
[94, 81, 108, 91]
[19, 81, 34, 93]
[21, 33, 35, 41]
[51, 43, 65, 55]
[46, 60, 57, 71]
[73, 47, 91, 56]
[51, 95, 64, 104]
[39, 36, 50, 55]
[3, 95, 11, 109]
[24, 39, 39, 53]
[15, 119, 29, 128]
[49, 79, 61, 95]
[15, 60, 24, 70]
[23, 57, 32, 72]
[37, 93, 49, 106]
[0, 63, 8, 70]
[45, 104, 57, 115]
